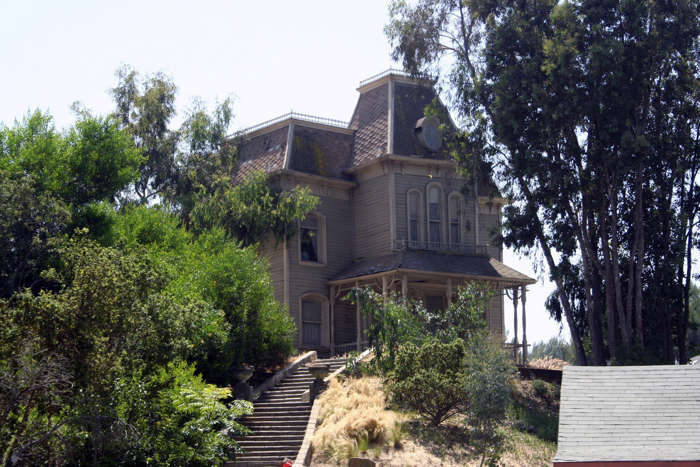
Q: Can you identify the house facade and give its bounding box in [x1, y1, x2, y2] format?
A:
[233, 70, 535, 355]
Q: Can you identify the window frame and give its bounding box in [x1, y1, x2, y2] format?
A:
[425, 182, 444, 249]
[298, 212, 327, 266]
[406, 188, 424, 247]
[448, 191, 463, 247]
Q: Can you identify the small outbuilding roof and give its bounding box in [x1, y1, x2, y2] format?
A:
[554, 365, 700, 464]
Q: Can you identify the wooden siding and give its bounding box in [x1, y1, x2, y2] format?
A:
[479, 212, 502, 261]
[486, 293, 504, 338]
[394, 172, 475, 248]
[257, 234, 285, 305]
[352, 174, 391, 260]
[286, 194, 354, 347]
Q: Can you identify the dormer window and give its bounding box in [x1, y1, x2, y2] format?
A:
[427, 184, 442, 248]
[449, 193, 463, 246]
[407, 189, 423, 246]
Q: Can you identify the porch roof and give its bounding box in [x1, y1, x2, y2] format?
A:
[328, 250, 536, 286]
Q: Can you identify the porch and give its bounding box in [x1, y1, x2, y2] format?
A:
[324, 250, 536, 362]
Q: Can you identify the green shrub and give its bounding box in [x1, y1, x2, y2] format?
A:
[390, 338, 468, 426]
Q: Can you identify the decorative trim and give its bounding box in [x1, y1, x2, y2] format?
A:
[327, 268, 536, 286]
[387, 80, 394, 154]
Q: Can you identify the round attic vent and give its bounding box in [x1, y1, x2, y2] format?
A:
[415, 116, 443, 151]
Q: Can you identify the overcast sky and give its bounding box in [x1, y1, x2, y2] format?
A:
[1, 0, 567, 346]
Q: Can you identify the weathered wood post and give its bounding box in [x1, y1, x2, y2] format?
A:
[513, 286, 519, 364]
[521, 285, 528, 364]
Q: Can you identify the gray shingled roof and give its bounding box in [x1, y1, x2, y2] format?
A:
[330, 250, 535, 284]
[555, 365, 700, 463]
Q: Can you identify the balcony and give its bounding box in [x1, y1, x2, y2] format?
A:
[393, 239, 490, 257]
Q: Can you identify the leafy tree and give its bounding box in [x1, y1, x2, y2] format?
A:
[387, 0, 699, 364]
[111, 65, 178, 204]
[109, 206, 296, 381]
[391, 338, 469, 426]
[192, 170, 319, 246]
[0, 111, 141, 298]
[174, 97, 237, 227]
[0, 238, 248, 464]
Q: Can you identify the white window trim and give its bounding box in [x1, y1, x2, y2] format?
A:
[299, 293, 330, 347]
[298, 212, 327, 266]
[406, 188, 424, 244]
[448, 191, 464, 246]
[425, 182, 445, 247]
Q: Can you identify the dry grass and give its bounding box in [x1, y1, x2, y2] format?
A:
[312, 377, 404, 462]
[311, 376, 557, 466]
[528, 356, 569, 370]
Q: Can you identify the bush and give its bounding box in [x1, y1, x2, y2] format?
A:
[390, 339, 468, 426]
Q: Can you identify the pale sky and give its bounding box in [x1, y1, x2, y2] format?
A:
[1, 0, 567, 345]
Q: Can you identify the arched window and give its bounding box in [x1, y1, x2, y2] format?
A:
[407, 189, 422, 246]
[448, 192, 463, 246]
[427, 184, 443, 248]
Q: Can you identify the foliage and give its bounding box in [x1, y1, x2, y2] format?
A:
[387, 0, 700, 365]
[530, 336, 576, 363]
[192, 170, 319, 246]
[111, 65, 178, 204]
[390, 338, 469, 427]
[113, 361, 252, 466]
[347, 288, 424, 372]
[0, 170, 70, 298]
[109, 206, 296, 381]
[0, 110, 141, 298]
[508, 379, 560, 443]
[688, 284, 700, 358]
[0, 238, 252, 465]
[422, 283, 492, 342]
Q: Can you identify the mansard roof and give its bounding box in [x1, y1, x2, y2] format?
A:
[231, 70, 463, 183]
[329, 250, 535, 286]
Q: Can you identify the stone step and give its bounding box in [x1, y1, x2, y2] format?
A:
[248, 409, 311, 417]
[229, 455, 294, 464]
[241, 415, 309, 423]
[238, 449, 298, 457]
[243, 423, 308, 431]
[242, 430, 306, 438]
[238, 440, 302, 447]
[252, 401, 312, 408]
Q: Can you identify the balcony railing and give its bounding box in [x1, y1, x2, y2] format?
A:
[394, 239, 490, 257]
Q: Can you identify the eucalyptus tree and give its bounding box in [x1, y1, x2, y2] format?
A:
[387, 0, 699, 364]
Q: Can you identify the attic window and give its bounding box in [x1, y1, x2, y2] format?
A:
[415, 116, 443, 151]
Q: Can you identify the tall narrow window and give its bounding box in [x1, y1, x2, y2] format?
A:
[449, 193, 462, 246]
[300, 216, 318, 262]
[408, 190, 421, 246]
[301, 299, 322, 346]
[427, 185, 442, 247]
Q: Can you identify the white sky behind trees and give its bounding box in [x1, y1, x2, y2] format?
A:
[1, 0, 567, 345]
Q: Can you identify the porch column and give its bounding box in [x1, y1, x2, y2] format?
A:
[330, 285, 335, 355]
[382, 275, 388, 308]
[521, 285, 528, 364]
[355, 280, 361, 351]
[512, 286, 519, 364]
[401, 275, 408, 302]
[446, 278, 453, 306]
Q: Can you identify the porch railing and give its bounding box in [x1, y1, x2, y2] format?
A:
[393, 239, 490, 256]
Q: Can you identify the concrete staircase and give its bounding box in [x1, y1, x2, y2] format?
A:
[230, 357, 345, 466]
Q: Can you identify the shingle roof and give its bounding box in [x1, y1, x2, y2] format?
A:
[554, 365, 700, 463]
[350, 82, 388, 167]
[330, 250, 535, 284]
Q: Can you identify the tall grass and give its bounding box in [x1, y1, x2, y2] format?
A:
[312, 377, 404, 461]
